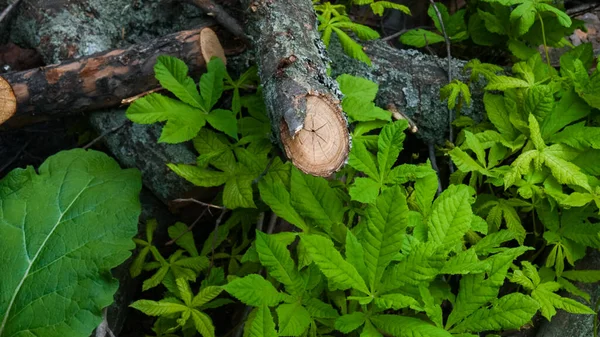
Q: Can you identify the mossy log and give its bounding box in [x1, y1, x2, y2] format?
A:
[0, 26, 244, 126]
[242, 0, 350, 177]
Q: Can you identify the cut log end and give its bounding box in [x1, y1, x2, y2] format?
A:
[280, 95, 349, 177]
[200, 27, 227, 65]
[0, 76, 17, 125]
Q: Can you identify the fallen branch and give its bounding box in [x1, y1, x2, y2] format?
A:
[0, 26, 244, 126]
[241, 0, 350, 177]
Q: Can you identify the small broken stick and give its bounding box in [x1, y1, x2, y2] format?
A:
[184, 0, 249, 44]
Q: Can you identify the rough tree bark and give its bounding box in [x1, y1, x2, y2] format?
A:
[0, 26, 244, 126]
[241, 0, 350, 177]
[9, 0, 207, 64]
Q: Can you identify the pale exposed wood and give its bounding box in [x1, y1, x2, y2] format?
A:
[200, 27, 227, 65]
[0, 77, 16, 124]
[280, 96, 349, 177]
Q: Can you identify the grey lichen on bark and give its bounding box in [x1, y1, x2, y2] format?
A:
[242, 0, 350, 177]
[327, 37, 485, 145]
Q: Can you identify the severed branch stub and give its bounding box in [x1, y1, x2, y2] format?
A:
[243, 0, 350, 177]
[0, 77, 16, 125]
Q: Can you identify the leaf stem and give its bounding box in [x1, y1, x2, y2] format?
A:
[538, 13, 551, 67]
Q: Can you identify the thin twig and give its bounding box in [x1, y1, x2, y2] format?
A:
[165, 208, 208, 246]
[172, 198, 226, 210]
[381, 26, 432, 42]
[210, 208, 228, 266]
[429, 0, 455, 174]
[0, 141, 29, 175]
[428, 143, 443, 196]
[0, 0, 21, 26]
[256, 212, 265, 232]
[82, 121, 130, 150]
[266, 212, 278, 234]
[381, 29, 409, 42]
[121, 87, 163, 105]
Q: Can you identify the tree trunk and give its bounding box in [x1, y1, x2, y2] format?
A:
[0, 27, 244, 126]
[242, 0, 350, 177]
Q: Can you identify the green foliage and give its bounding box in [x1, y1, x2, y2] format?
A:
[401, 2, 468, 47]
[131, 279, 223, 337]
[127, 56, 237, 143]
[352, 0, 410, 17]
[0, 149, 142, 337]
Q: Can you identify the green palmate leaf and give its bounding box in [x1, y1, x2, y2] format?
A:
[0, 149, 141, 337]
[441, 249, 490, 275]
[385, 241, 445, 289]
[400, 29, 445, 48]
[428, 184, 474, 252]
[485, 76, 531, 91]
[167, 164, 227, 187]
[446, 247, 531, 328]
[276, 301, 312, 336]
[169, 222, 199, 256]
[130, 299, 188, 316]
[542, 144, 590, 190]
[304, 298, 339, 319]
[549, 122, 600, 150]
[561, 270, 600, 283]
[420, 284, 443, 328]
[154, 55, 203, 109]
[300, 234, 370, 294]
[484, 93, 518, 140]
[291, 168, 344, 233]
[206, 109, 238, 139]
[255, 231, 302, 295]
[525, 85, 554, 120]
[348, 142, 379, 179]
[378, 120, 408, 180]
[248, 305, 277, 337]
[364, 186, 409, 290]
[541, 89, 590, 139]
[345, 229, 368, 281]
[349, 177, 381, 204]
[532, 282, 595, 320]
[464, 131, 486, 166]
[126, 93, 206, 143]
[191, 309, 216, 337]
[337, 74, 391, 122]
[450, 293, 539, 333]
[335, 312, 366, 333]
[374, 293, 419, 310]
[200, 57, 226, 111]
[332, 27, 372, 65]
[370, 1, 410, 16]
[223, 274, 286, 307]
[192, 286, 224, 308]
[258, 166, 308, 231]
[449, 147, 489, 175]
[371, 315, 452, 337]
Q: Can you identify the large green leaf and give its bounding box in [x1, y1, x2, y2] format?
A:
[255, 231, 302, 295]
[371, 315, 452, 337]
[364, 186, 408, 290]
[450, 293, 539, 333]
[154, 55, 203, 109]
[427, 185, 474, 252]
[290, 168, 343, 233]
[0, 149, 142, 337]
[300, 234, 370, 294]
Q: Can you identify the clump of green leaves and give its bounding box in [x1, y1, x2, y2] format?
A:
[445, 43, 600, 314]
[127, 56, 237, 143]
[314, 1, 381, 65]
